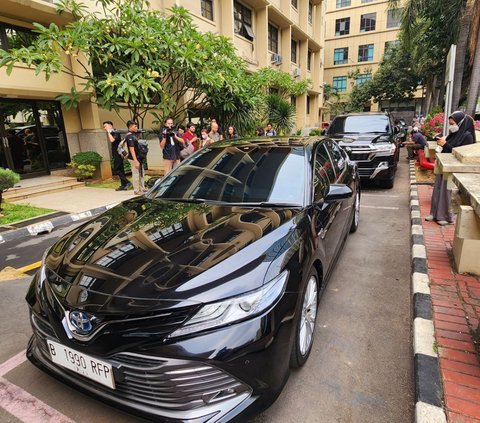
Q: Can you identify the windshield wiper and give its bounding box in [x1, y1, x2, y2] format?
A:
[158, 198, 230, 205]
[238, 202, 303, 208]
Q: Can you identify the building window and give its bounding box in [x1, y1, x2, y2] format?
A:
[356, 73, 372, 85]
[292, 0, 298, 8]
[268, 24, 279, 53]
[201, 0, 214, 21]
[335, 17, 350, 36]
[384, 40, 400, 57]
[333, 47, 348, 65]
[387, 8, 402, 28]
[360, 13, 376, 32]
[332, 76, 347, 92]
[291, 39, 297, 63]
[0, 23, 37, 51]
[358, 44, 374, 62]
[234, 1, 254, 41]
[307, 50, 312, 71]
[306, 95, 311, 115]
[336, 0, 351, 8]
[308, 2, 313, 24]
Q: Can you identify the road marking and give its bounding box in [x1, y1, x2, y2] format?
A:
[360, 205, 400, 210]
[0, 351, 75, 422]
[0, 350, 27, 377]
[17, 261, 42, 274]
[0, 377, 75, 423]
[0, 261, 41, 281]
[362, 193, 400, 198]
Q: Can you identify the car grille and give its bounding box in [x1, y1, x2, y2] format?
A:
[358, 168, 375, 178]
[30, 312, 251, 413]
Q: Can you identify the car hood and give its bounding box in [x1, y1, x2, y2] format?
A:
[329, 133, 390, 144]
[43, 198, 301, 311]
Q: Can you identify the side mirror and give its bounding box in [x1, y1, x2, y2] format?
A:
[324, 184, 353, 201]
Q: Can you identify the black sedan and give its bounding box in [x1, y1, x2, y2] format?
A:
[26, 137, 360, 422]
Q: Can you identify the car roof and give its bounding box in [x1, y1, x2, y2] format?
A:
[207, 136, 325, 149]
[333, 112, 390, 118]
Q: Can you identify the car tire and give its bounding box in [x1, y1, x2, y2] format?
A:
[290, 267, 319, 368]
[350, 187, 360, 233]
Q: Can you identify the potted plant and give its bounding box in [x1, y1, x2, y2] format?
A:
[0, 168, 20, 212]
[68, 151, 103, 181]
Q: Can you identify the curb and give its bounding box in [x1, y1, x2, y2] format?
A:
[0, 203, 118, 244]
[409, 162, 447, 423]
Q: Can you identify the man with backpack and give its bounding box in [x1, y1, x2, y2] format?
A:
[103, 121, 131, 191]
[125, 120, 146, 195]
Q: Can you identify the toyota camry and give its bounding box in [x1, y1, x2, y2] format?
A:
[26, 137, 360, 422]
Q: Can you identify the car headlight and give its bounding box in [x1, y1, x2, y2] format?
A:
[374, 143, 396, 153]
[169, 270, 290, 338]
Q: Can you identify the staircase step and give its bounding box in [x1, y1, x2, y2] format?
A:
[5, 181, 85, 201]
[6, 177, 80, 195]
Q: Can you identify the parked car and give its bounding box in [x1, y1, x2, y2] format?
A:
[25, 137, 360, 423]
[326, 112, 401, 188]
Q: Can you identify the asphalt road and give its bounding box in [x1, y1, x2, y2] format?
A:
[0, 154, 414, 423]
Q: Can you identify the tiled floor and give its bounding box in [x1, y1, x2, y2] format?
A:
[418, 184, 480, 422]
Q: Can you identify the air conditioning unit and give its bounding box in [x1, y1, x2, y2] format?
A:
[271, 53, 283, 64]
[292, 67, 301, 78]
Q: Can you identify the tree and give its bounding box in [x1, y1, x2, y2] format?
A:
[265, 94, 296, 135]
[0, 0, 253, 127]
[346, 44, 420, 112]
[0, 168, 20, 211]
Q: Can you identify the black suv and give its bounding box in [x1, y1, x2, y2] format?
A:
[326, 113, 401, 188]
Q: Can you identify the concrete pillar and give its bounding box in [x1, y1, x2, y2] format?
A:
[280, 25, 292, 73]
[299, 39, 308, 79]
[220, 0, 234, 39]
[453, 205, 480, 274]
[256, 6, 269, 68]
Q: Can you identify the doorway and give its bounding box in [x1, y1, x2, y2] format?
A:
[0, 99, 70, 178]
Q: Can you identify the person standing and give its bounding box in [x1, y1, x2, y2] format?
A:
[183, 122, 199, 151]
[265, 122, 277, 136]
[160, 117, 184, 174]
[225, 125, 239, 140]
[125, 120, 145, 195]
[103, 121, 131, 191]
[426, 111, 475, 225]
[199, 128, 214, 148]
[208, 120, 222, 143]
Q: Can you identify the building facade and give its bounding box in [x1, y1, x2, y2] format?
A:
[323, 0, 422, 118]
[0, 0, 326, 180]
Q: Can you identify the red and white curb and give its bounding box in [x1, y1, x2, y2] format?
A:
[410, 162, 447, 423]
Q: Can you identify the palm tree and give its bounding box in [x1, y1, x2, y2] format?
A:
[388, 0, 478, 114]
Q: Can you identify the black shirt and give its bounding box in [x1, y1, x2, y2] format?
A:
[125, 132, 139, 161]
[110, 131, 122, 155]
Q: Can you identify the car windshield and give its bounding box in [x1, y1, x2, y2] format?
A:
[328, 115, 390, 134]
[148, 142, 306, 206]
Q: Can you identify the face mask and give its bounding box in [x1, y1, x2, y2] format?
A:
[201, 134, 207, 139]
[448, 125, 459, 133]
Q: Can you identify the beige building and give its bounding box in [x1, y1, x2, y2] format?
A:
[323, 0, 421, 117]
[0, 0, 326, 181]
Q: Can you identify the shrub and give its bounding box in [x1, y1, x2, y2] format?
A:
[309, 128, 322, 136]
[71, 151, 103, 167]
[68, 151, 103, 180]
[0, 168, 20, 210]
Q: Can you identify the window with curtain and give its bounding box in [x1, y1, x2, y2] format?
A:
[234, 1, 254, 41]
[335, 17, 350, 36]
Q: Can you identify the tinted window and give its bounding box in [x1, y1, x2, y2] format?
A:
[326, 141, 346, 175]
[150, 144, 305, 205]
[328, 115, 390, 134]
[313, 143, 335, 202]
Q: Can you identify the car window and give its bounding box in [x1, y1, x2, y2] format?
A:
[313, 143, 335, 202]
[328, 115, 391, 134]
[150, 144, 306, 205]
[326, 140, 346, 176]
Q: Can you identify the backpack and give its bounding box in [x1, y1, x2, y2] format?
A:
[117, 138, 129, 159]
[137, 138, 149, 159]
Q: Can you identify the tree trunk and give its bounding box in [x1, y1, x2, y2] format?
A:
[0, 190, 3, 211]
[452, 0, 474, 110]
[466, 27, 480, 117]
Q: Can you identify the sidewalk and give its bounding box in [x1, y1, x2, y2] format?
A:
[0, 186, 137, 242]
[416, 182, 480, 422]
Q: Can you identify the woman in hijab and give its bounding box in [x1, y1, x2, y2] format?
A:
[426, 111, 475, 225]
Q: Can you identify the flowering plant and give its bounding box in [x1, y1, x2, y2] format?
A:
[421, 112, 444, 139]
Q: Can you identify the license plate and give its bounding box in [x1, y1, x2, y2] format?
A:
[47, 340, 115, 389]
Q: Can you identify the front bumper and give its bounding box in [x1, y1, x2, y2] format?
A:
[27, 293, 296, 423]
